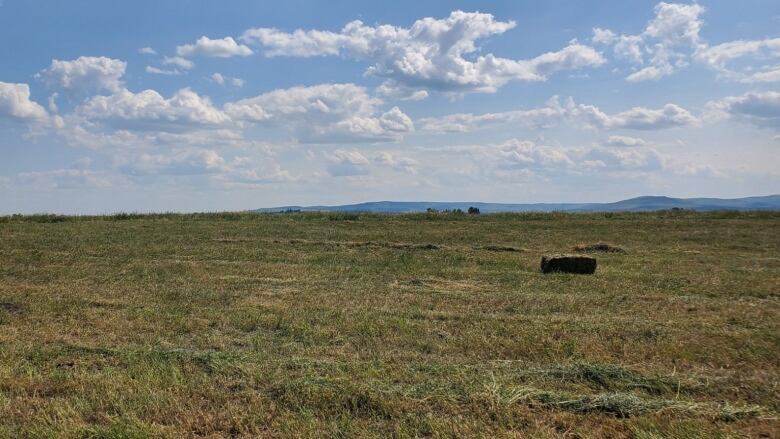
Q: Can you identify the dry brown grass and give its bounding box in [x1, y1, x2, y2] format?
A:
[0, 210, 778, 438]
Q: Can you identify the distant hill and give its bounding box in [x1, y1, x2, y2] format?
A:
[255, 195, 780, 213]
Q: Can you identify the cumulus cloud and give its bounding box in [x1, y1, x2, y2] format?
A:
[0, 82, 50, 121]
[420, 96, 698, 133]
[419, 96, 569, 133]
[145, 66, 182, 76]
[75, 87, 230, 132]
[594, 2, 780, 83]
[115, 149, 226, 176]
[242, 11, 604, 96]
[644, 2, 704, 46]
[176, 36, 253, 58]
[211, 73, 244, 87]
[211, 73, 226, 85]
[138, 47, 157, 55]
[14, 168, 114, 189]
[578, 101, 698, 130]
[48, 93, 59, 113]
[706, 91, 780, 129]
[163, 56, 195, 70]
[220, 161, 292, 185]
[112, 149, 292, 186]
[146, 57, 194, 76]
[224, 83, 413, 143]
[37, 56, 127, 93]
[694, 38, 780, 83]
[61, 83, 412, 150]
[593, 2, 704, 81]
[373, 151, 419, 174]
[579, 146, 664, 172]
[606, 135, 647, 147]
[497, 139, 574, 171]
[325, 149, 370, 176]
[426, 138, 667, 180]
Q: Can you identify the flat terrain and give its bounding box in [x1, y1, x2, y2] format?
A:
[0, 211, 778, 438]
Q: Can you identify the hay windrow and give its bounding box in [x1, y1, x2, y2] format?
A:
[573, 242, 627, 253]
[475, 244, 524, 252]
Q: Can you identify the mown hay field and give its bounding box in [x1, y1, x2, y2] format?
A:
[0, 211, 778, 438]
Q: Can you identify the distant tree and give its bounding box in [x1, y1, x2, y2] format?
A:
[468, 206, 480, 215]
[426, 207, 439, 213]
[451, 208, 464, 215]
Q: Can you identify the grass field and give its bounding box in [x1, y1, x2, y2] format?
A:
[0, 211, 778, 438]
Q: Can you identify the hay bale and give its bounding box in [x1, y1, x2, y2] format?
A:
[573, 242, 626, 253]
[541, 255, 597, 274]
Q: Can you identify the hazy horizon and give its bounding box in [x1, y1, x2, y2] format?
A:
[2, 1, 779, 214]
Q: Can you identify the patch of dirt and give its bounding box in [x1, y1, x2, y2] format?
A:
[0, 302, 25, 314]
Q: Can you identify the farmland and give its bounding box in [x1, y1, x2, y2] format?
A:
[0, 211, 778, 438]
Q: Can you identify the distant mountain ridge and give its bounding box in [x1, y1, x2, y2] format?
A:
[255, 195, 780, 213]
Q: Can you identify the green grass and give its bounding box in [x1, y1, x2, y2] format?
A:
[0, 211, 778, 438]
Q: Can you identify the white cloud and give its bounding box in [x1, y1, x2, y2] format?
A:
[743, 68, 780, 83]
[138, 47, 157, 55]
[592, 28, 616, 45]
[694, 38, 780, 82]
[644, 2, 705, 46]
[224, 83, 413, 143]
[626, 64, 675, 82]
[376, 83, 429, 101]
[420, 96, 698, 133]
[211, 73, 226, 85]
[211, 73, 244, 87]
[14, 168, 114, 189]
[325, 149, 370, 176]
[0, 82, 49, 121]
[606, 135, 647, 147]
[37, 56, 127, 93]
[218, 163, 292, 186]
[497, 139, 574, 170]
[612, 35, 645, 65]
[579, 146, 664, 172]
[176, 36, 253, 58]
[116, 149, 226, 176]
[163, 56, 195, 70]
[48, 93, 58, 113]
[242, 11, 604, 96]
[593, 2, 705, 81]
[417, 138, 672, 182]
[146, 57, 195, 76]
[145, 66, 182, 76]
[419, 96, 569, 133]
[578, 101, 698, 130]
[706, 91, 780, 129]
[113, 149, 292, 185]
[75, 87, 230, 132]
[373, 151, 419, 174]
[595, 3, 780, 83]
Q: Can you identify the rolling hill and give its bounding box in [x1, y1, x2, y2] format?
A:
[256, 195, 780, 213]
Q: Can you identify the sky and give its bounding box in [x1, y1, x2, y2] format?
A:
[1, 0, 779, 214]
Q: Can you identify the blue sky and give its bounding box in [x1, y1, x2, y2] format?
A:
[1, 0, 778, 213]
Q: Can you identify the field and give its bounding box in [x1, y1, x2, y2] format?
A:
[0, 211, 778, 438]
